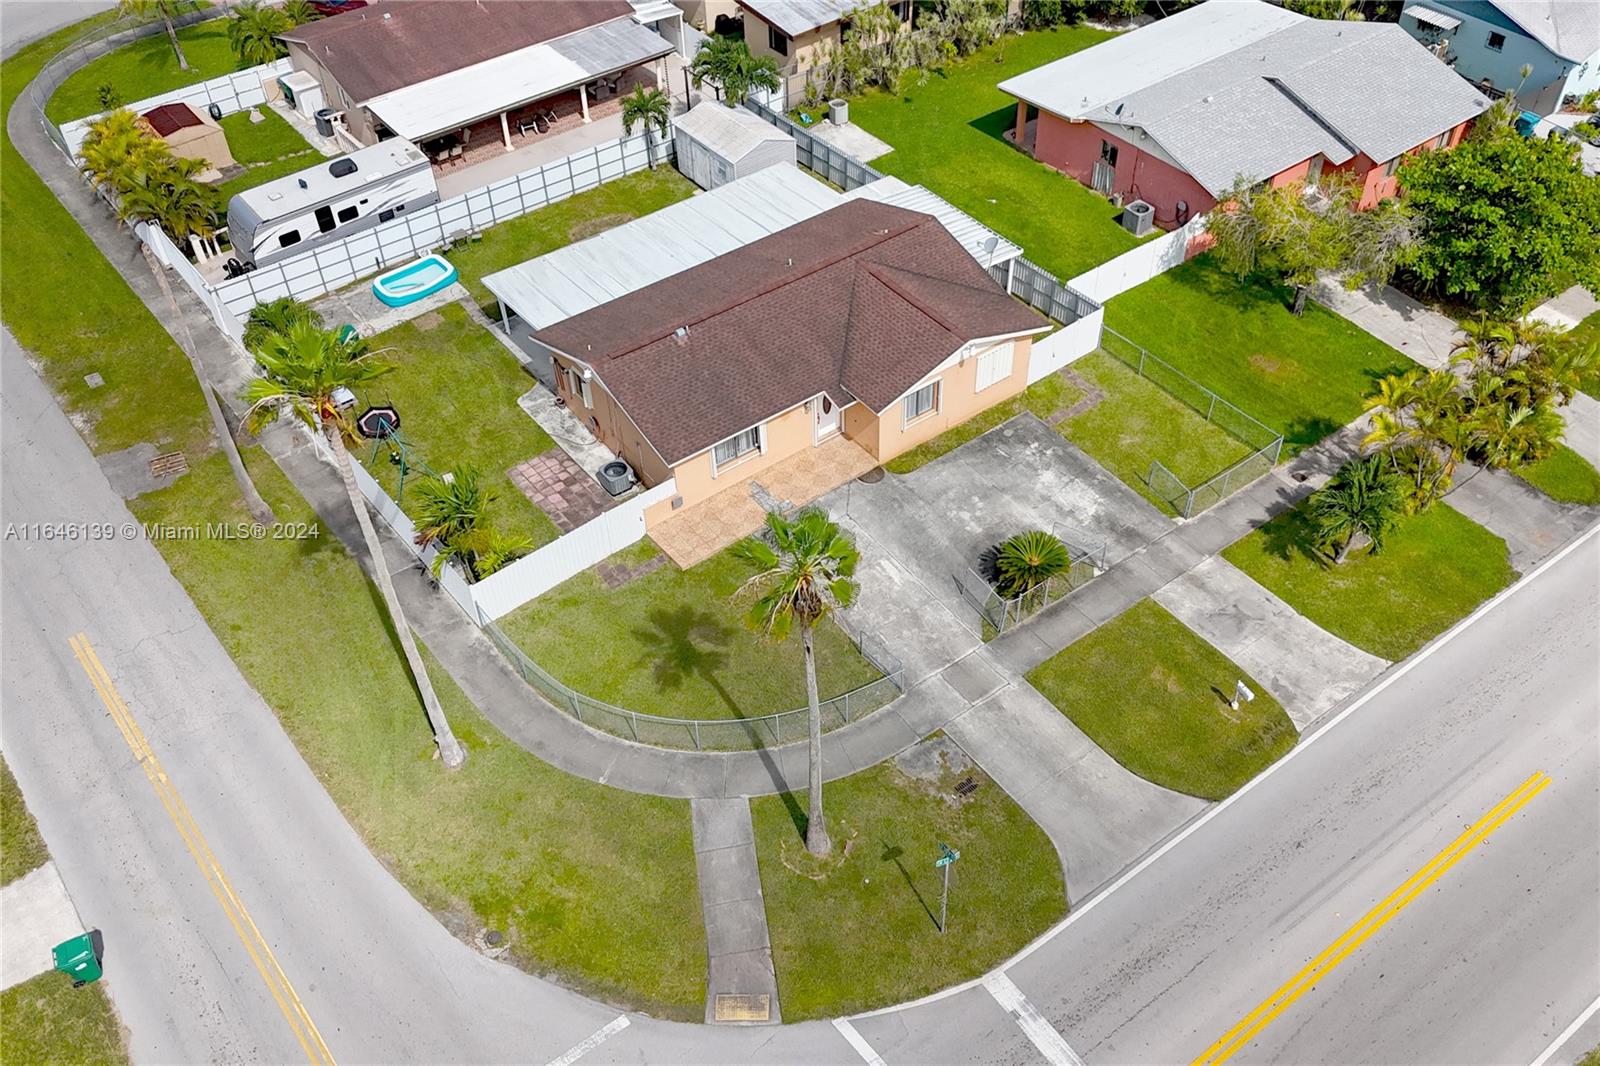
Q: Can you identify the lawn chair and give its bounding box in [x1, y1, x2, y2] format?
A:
[448, 145, 463, 165]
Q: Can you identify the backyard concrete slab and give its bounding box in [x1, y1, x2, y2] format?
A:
[515, 384, 622, 479]
[1444, 467, 1600, 573]
[802, 117, 892, 162]
[690, 797, 781, 1025]
[311, 280, 469, 338]
[1, 861, 83, 991]
[1153, 556, 1389, 729]
[945, 684, 1205, 904]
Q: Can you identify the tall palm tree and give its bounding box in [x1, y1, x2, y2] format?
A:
[120, 0, 191, 72]
[1310, 455, 1405, 564]
[243, 322, 467, 769]
[689, 35, 782, 106]
[735, 509, 859, 857]
[619, 85, 671, 169]
[227, 1, 292, 66]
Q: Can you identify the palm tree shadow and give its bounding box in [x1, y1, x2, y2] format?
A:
[632, 605, 737, 711]
[881, 842, 939, 929]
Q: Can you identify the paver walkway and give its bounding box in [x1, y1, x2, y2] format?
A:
[690, 798, 780, 1025]
[507, 450, 614, 533]
[1, 861, 84, 990]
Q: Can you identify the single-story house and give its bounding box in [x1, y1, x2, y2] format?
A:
[279, 0, 680, 151]
[529, 198, 1049, 525]
[141, 102, 234, 175]
[737, 0, 911, 74]
[1401, 0, 1599, 116]
[999, 0, 1493, 228]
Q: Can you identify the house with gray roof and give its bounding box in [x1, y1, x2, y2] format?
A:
[1401, 1, 1599, 116]
[999, 0, 1491, 228]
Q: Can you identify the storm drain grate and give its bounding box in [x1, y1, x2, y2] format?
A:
[954, 776, 979, 797]
[149, 451, 188, 479]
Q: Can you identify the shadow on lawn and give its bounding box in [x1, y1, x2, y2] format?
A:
[633, 605, 736, 713]
[881, 841, 939, 930]
[1255, 508, 1332, 567]
[967, 103, 1018, 145]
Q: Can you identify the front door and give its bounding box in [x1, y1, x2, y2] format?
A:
[812, 394, 840, 443]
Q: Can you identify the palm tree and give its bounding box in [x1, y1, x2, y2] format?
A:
[993, 530, 1070, 600]
[734, 509, 859, 857]
[120, 0, 191, 72]
[227, 1, 292, 66]
[1310, 455, 1405, 564]
[411, 466, 531, 580]
[281, 0, 320, 25]
[243, 297, 324, 354]
[116, 163, 221, 244]
[243, 322, 467, 769]
[78, 109, 168, 195]
[689, 35, 782, 107]
[620, 85, 671, 169]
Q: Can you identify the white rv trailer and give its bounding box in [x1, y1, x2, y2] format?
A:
[226, 139, 439, 268]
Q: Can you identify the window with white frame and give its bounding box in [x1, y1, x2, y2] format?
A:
[563, 366, 592, 407]
[712, 425, 762, 471]
[902, 380, 939, 426]
[975, 343, 1015, 392]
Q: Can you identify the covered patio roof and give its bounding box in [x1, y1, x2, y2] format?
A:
[366, 19, 673, 143]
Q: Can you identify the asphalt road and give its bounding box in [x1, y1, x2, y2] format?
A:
[0, 1, 115, 58]
[3, 311, 1596, 1065]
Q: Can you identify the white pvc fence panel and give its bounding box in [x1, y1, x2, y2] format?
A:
[138, 223, 246, 344]
[61, 59, 292, 155]
[213, 128, 673, 316]
[471, 479, 679, 622]
[1066, 214, 1208, 304]
[1027, 306, 1103, 383]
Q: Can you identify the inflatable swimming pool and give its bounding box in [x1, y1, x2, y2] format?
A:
[372, 253, 458, 307]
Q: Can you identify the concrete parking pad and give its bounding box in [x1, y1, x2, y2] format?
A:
[1444, 467, 1600, 572]
[944, 683, 1205, 903]
[1153, 556, 1389, 729]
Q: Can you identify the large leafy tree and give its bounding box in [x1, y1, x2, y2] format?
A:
[1399, 108, 1600, 314]
[243, 323, 467, 769]
[120, 0, 192, 72]
[689, 35, 781, 106]
[227, 1, 293, 66]
[735, 509, 860, 857]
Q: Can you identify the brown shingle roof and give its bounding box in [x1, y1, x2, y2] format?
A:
[535, 200, 1050, 466]
[281, 0, 633, 103]
[142, 102, 203, 136]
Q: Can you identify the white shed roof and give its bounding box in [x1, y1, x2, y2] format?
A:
[674, 101, 794, 162]
[844, 176, 1022, 267]
[366, 19, 672, 143]
[1402, 5, 1462, 31]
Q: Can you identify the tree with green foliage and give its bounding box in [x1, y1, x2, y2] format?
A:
[413, 466, 532, 581]
[1310, 455, 1406, 563]
[119, 0, 192, 71]
[735, 509, 860, 857]
[243, 297, 324, 354]
[227, 1, 293, 66]
[689, 35, 782, 106]
[77, 109, 167, 195]
[243, 322, 466, 769]
[1399, 107, 1600, 314]
[619, 85, 671, 169]
[994, 530, 1071, 599]
[116, 159, 220, 244]
[281, 0, 320, 25]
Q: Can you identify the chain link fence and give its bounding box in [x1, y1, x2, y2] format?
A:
[1100, 327, 1285, 518]
[954, 527, 1108, 638]
[482, 617, 905, 752]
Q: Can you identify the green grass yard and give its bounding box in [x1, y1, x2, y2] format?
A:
[1, 971, 129, 1066]
[47, 10, 231, 124]
[1105, 259, 1416, 452]
[499, 539, 882, 723]
[213, 107, 318, 199]
[1567, 310, 1599, 400]
[2, 757, 49, 886]
[356, 303, 560, 548]
[1514, 444, 1600, 506]
[751, 746, 1065, 1018]
[1027, 600, 1298, 800]
[1223, 503, 1515, 661]
[849, 27, 1139, 282]
[129, 452, 708, 1016]
[445, 167, 696, 310]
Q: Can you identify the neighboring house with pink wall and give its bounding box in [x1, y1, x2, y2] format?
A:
[999, 0, 1491, 229]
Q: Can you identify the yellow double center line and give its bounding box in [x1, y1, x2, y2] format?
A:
[1193, 769, 1551, 1066]
[69, 633, 336, 1066]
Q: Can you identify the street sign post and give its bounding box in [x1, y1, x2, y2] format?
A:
[935, 843, 960, 934]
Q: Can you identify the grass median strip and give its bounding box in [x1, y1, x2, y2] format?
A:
[1026, 600, 1297, 801]
[1515, 444, 1600, 506]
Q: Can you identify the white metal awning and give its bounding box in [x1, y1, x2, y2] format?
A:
[629, 0, 681, 25]
[366, 19, 672, 143]
[1403, 5, 1462, 31]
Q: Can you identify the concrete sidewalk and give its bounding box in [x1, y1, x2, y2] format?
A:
[1443, 466, 1600, 573]
[0, 862, 84, 990]
[690, 798, 780, 1025]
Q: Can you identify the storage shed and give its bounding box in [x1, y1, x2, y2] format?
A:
[141, 103, 235, 176]
[672, 101, 795, 190]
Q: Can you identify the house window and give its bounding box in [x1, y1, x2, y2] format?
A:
[713, 425, 762, 471]
[768, 24, 789, 56]
[563, 366, 592, 408]
[1486, 31, 1505, 51]
[337, 204, 359, 223]
[1431, 131, 1449, 149]
[975, 343, 1015, 392]
[1100, 140, 1118, 168]
[902, 381, 939, 426]
[1383, 156, 1401, 178]
[894, 0, 911, 21]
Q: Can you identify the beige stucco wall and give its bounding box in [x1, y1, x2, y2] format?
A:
[552, 356, 675, 488]
[742, 14, 837, 72]
[644, 402, 816, 525]
[285, 41, 380, 145]
[873, 337, 1034, 463]
[674, 0, 742, 30]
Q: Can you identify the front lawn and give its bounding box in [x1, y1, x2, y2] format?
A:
[1, 971, 128, 1066]
[1105, 258, 1416, 452]
[129, 452, 708, 1016]
[213, 107, 317, 199]
[445, 167, 696, 311]
[1027, 600, 1297, 800]
[47, 11, 234, 124]
[356, 304, 560, 547]
[2, 757, 49, 886]
[498, 539, 883, 723]
[1222, 503, 1515, 661]
[1514, 444, 1600, 506]
[849, 27, 1138, 281]
[751, 741, 1065, 1019]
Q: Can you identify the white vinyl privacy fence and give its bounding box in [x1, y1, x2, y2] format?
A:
[56, 59, 292, 156]
[1066, 214, 1209, 304]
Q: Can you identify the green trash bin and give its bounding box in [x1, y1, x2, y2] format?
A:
[52, 932, 102, 987]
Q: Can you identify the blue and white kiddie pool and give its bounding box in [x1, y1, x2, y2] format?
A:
[372, 253, 458, 307]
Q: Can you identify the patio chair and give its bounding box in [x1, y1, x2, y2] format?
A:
[448, 145, 464, 164]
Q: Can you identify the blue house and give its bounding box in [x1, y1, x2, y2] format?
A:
[1401, 1, 1598, 115]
